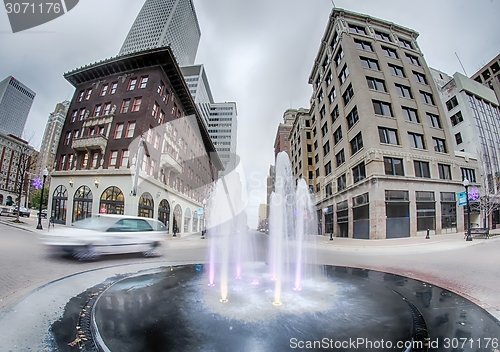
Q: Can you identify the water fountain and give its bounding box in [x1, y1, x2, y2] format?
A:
[55, 151, 500, 351]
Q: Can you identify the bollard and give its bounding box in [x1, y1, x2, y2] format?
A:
[426, 229, 430, 239]
[330, 232, 334, 241]
[201, 229, 205, 239]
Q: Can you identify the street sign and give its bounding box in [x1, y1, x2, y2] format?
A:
[457, 192, 467, 206]
[197, 207, 204, 216]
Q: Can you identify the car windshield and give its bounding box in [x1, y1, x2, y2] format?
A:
[71, 216, 119, 231]
[72, 215, 167, 232]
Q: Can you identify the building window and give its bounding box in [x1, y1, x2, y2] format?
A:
[343, 84, 354, 105]
[139, 76, 149, 89]
[450, 111, 463, 126]
[132, 97, 142, 112]
[455, 132, 462, 145]
[395, 84, 413, 99]
[381, 46, 398, 58]
[416, 191, 435, 231]
[331, 105, 339, 122]
[109, 150, 118, 167]
[325, 183, 333, 197]
[346, 106, 359, 129]
[399, 38, 413, 49]
[384, 157, 404, 176]
[339, 64, 349, 85]
[337, 174, 347, 191]
[318, 90, 324, 103]
[320, 105, 326, 119]
[350, 132, 363, 155]
[152, 102, 159, 119]
[354, 39, 373, 51]
[330, 31, 339, 48]
[321, 122, 328, 137]
[58, 155, 66, 171]
[76, 90, 84, 102]
[366, 77, 386, 92]
[402, 106, 419, 123]
[433, 138, 447, 153]
[91, 152, 99, 169]
[375, 31, 391, 42]
[84, 89, 92, 100]
[406, 54, 420, 66]
[120, 150, 129, 167]
[427, 113, 441, 128]
[336, 149, 345, 167]
[438, 164, 452, 180]
[64, 131, 71, 145]
[328, 88, 336, 103]
[408, 132, 426, 149]
[388, 64, 405, 77]
[100, 84, 109, 96]
[103, 102, 112, 115]
[154, 133, 160, 150]
[378, 127, 399, 145]
[420, 91, 435, 105]
[414, 161, 430, 178]
[325, 161, 332, 176]
[114, 123, 124, 139]
[78, 108, 86, 121]
[334, 47, 344, 67]
[323, 141, 330, 156]
[334, 126, 342, 145]
[125, 121, 136, 138]
[461, 168, 476, 182]
[127, 78, 137, 91]
[159, 110, 165, 124]
[446, 96, 459, 111]
[349, 24, 366, 35]
[110, 82, 118, 94]
[93, 104, 102, 117]
[413, 71, 427, 84]
[81, 153, 89, 169]
[316, 168, 320, 177]
[326, 71, 332, 86]
[360, 57, 380, 70]
[70, 110, 78, 123]
[352, 162, 366, 183]
[441, 192, 456, 229]
[373, 100, 393, 117]
[121, 99, 131, 113]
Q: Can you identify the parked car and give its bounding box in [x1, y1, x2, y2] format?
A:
[13, 206, 30, 217]
[37, 209, 48, 218]
[39, 214, 167, 259]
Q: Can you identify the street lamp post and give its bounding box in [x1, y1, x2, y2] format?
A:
[36, 168, 48, 230]
[201, 199, 207, 239]
[463, 178, 472, 241]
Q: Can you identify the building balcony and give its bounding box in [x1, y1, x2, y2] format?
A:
[72, 134, 108, 152]
[160, 152, 182, 175]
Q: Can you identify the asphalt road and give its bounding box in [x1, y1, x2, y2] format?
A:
[1, 220, 500, 321]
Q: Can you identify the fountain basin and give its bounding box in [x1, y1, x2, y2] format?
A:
[65, 264, 500, 352]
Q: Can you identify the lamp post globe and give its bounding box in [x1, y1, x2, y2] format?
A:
[463, 178, 472, 241]
[36, 168, 49, 230]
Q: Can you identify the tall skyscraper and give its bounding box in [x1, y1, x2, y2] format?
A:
[180, 64, 214, 126]
[0, 76, 36, 138]
[119, 0, 201, 66]
[471, 54, 500, 104]
[300, 8, 479, 239]
[208, 102, 238, 172]
[38, 101, 70, 173]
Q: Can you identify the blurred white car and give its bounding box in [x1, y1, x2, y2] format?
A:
[39, 214, 167, 259]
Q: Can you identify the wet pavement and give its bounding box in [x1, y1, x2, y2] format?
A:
[1, 220, 500, 351]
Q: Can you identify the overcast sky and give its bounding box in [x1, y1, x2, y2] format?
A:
[1, 0, 499, 227]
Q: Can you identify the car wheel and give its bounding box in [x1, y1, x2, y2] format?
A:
[74, 244, 101, 261]
[142, 242, 161, 257]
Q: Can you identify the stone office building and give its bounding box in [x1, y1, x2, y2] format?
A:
[49, 47, 222, 233]
[306, 8, 479, 239]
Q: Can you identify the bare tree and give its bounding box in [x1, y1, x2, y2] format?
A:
[470, 152, 500, 228]
[13, 142, 38, 223]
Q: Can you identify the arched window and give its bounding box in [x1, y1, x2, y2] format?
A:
[193, 210, 199, 232]
[73, 186, 93, 222]
[173, 204, 182, 234]
[138, 192, 154, 218]
[158, 199, 170, 232]
[184, 208, 192, 233]
[52, 185, 68, 224]
[6, 196, 13, 206]
[100, 186, 124, 215]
